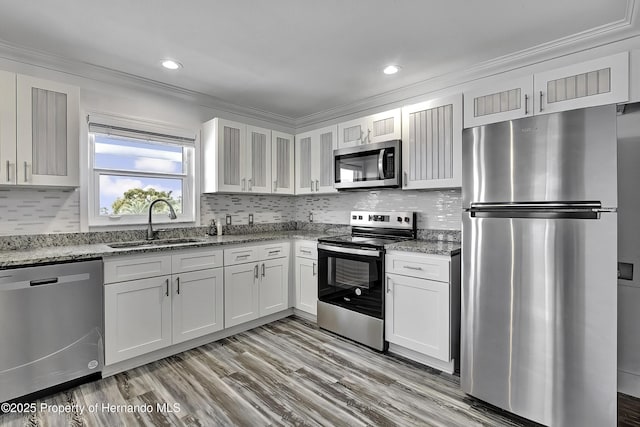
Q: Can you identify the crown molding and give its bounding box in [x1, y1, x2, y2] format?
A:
[0, 40, 297, 129]
[295, 0, 640, 128]
[0, 1, 637, 132]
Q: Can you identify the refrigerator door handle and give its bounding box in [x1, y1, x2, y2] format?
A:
[469, 202, 602, 210]
[469, 209, 600, 220]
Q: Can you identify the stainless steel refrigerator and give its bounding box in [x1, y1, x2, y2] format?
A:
[461, 105, 618, 427]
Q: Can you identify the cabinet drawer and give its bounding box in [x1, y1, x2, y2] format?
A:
[295, 241, 317, 259]
[172, 248, 223, 273]
[386, 253, 449, 282]
[258, 242, 290, 260]
[104, 253, 172, 284]
[224, 246, 259, 266]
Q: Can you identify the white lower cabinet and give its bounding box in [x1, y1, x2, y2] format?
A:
[172, 268, 224, 344]
[294, 240, 318, 316]
[224, 262, 260, 327]
[386, 273, 450, 360]
[105, 276, 173, 364]
[104, 248, 224, 365]
[224, 242, 290, 328]
[385, 251, 460, 373]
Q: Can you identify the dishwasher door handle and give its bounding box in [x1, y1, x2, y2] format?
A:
[30, 277, 59, 286]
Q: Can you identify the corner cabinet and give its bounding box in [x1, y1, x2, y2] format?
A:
[401, 94, 462, 189]
[0, 73, 79, 187]
[271, 131, 295, 194]
[464, 51, 629, 128]
[337, 108, 401, 148]
[295, 125, 337, 194]
[385, 251, 461, 374]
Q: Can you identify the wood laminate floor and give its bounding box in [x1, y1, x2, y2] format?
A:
[0, 316, 638, 427]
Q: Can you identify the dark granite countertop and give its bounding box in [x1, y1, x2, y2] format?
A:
[0, 231, 332, 269]
[385, 239, 461, 256]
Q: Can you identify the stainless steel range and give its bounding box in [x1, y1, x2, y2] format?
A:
[317, 211, 416, 351]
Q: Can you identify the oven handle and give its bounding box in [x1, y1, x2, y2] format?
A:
[317, 243, 382, 258]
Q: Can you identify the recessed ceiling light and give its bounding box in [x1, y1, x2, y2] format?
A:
[161, 59, 182, 70]
[383, 65, 400, 75]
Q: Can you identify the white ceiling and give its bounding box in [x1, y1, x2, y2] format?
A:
[0, 0, 635, 122]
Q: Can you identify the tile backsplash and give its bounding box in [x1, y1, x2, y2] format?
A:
[0, 187, 462, 236]
[0, 188, 80, 235]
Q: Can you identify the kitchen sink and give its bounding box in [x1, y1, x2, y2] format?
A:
[107, 238, 205, 249]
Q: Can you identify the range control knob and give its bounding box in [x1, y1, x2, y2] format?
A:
[355, 288, 362, 296]
[397, 216, 402, 222]
[404, 217, 410, 223]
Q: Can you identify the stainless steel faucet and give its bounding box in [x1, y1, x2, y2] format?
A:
[147, 199, 178, 240]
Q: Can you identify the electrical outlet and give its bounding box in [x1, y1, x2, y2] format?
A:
[226, 214, 232, 225]
[248, 214, 254, 225]
[309, 212, 313, 222]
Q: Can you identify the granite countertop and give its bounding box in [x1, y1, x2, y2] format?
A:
[385, 239, 461, 256]
[0, 229, 461, 268]
[0, 231, 334, 269]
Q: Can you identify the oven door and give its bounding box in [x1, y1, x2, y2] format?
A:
[334, 140, 400, 189]
[317, 244, 384, 318]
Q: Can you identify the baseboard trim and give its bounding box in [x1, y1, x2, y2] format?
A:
[619, 369, 640, 398]
[388, 343, 455, 374]
[102, 309, 294, 377]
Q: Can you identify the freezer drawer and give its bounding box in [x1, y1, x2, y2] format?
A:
[461, 212, 617, 427]
[461, 104, 617, 208]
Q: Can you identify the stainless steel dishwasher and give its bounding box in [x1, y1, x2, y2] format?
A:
[0, 259, 103, 403]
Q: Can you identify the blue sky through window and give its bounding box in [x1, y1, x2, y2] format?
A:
[94, 135, 184, 215]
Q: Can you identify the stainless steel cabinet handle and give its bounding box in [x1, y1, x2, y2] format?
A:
[248, 178, 253, 191]
[524, 94, 529, 115]
[6, 160, 10, 182]
[176, 277, 180, 294]
[24, 161, 28, 182]
[313, 262, 316, 276]
[261, 263, 265, 278]
[403, 171, 408, 187]
[242, 178, 246, 191]
[273, 180, 278, 191]
[254, 264, 259, 279]
[387, 278, 392, 294]
[301, 249, 311, 254]
[165, 278, 169, 297]
[310, 180, 314, 191]
[315, 180, 319, 192]
[539, 91, 543, 112]
[236, 254, 250, 259]
[403, 265, 423, 271]
[268, 250, 280, 255]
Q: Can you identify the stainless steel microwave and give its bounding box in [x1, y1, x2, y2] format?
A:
[334, 140, 401, 190]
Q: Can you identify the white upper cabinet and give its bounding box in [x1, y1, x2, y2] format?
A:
[402, 93, 462, 189]
[202, 118, 272, 193]
[271, 131, 295, 195]
[295, 125, 337, 195]
[246, 125, 272, 193]
[464, 52, 629, 128]
[337, 108, 401, 148]
[534, 52, 629, 115]
[0, 70, 16, 185]
[0, 74, 80, 187]
[464, 76, 533, 128]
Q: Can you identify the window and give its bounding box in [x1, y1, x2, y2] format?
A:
[88, 120, 196, 226]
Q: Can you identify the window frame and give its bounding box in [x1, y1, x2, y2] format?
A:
[87, 126, 196, 227]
